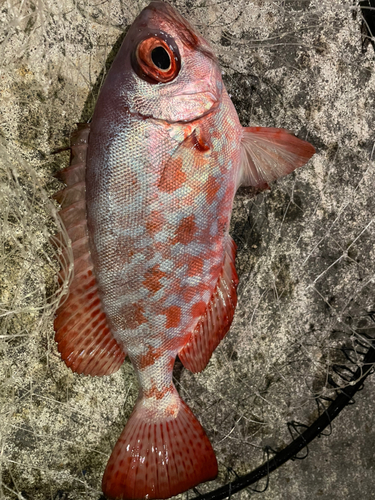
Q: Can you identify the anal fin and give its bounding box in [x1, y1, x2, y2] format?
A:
[178, 237, 239, 373]
[53, 123, 126, 376]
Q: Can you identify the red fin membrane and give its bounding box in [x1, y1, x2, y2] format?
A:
[102, 389, 218, 500]
[238, 127, 316, 189]
[53, 123, 126, 376]
[178, 237, 239, 373]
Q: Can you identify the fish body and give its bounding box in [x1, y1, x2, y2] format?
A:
[54, 2, 315, 499]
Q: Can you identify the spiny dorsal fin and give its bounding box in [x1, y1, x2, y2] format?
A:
[53, 123, 126, 376]
[178, 236, 239, 373]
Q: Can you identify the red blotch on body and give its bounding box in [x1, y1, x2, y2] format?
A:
[173, 215, 197, 245]
[204, 175, 221, 205]
[191, 301, 207, 319]
[217, 213, 229, 235]
[187, 256, 204, 276]
[143, 265, 167, 293]
[167, 356, 175, 372]
[159, 157, 186, 192]
[182, 287, 197, 303]
[153, 241, 169, 256]
[164, 305, 182, 328]
[120, 302, 147, 329]
[146, 211, 165, 236]
[211, 127, 222, 140]
[137, 346, 164, 369]
[143, 384, 173, 400]
[165, 401, 179, 417]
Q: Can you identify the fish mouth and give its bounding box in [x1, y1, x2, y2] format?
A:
[135, 90, 220, 125]
[179, 91, 219, 110]
[178, 90, 218, 104]
[171, 90, 220, 122]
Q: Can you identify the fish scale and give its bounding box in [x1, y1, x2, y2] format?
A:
[87, 90, 240, 355]
[53, 2, 315, 499]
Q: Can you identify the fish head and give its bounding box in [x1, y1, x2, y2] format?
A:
[100, 1, 223, 123]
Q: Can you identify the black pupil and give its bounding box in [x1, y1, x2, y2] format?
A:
[151, 46, 170, 70]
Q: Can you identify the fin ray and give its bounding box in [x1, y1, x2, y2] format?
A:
[238, 126, 315, 189]
[102, 388, 217, 499]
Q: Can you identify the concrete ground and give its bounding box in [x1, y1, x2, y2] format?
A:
[0, 1, 374, 499]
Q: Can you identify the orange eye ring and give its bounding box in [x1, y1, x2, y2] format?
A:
[131, 34, 181, 84]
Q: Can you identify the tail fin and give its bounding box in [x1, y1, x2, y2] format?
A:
[102, 390, 218, 500]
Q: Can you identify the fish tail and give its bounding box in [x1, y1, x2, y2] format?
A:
[102, 386, 218, 500]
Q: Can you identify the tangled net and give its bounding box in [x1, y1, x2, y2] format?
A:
[0, 1, 374, 498]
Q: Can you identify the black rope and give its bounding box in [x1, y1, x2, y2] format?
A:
[359, 0, 375, 52]
[192, 344, 375, 500]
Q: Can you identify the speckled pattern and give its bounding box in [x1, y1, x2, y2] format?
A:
[87, 87, 241, 377]
[86, 11, 241, 377]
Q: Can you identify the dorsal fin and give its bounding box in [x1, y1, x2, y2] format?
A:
[53, 123, 126, 376]
[178, 237, 239, 373]
[238, 127, 316, 190]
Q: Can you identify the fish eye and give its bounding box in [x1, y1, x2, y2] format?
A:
[151, 46, 170, 70]
[131, 34, 181, 84]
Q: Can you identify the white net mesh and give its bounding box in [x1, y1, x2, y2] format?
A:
[1, 1, 374, 498]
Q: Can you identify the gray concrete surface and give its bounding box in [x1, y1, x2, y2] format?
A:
[259, 379, 375, 500]
[0, 1, 374, 499]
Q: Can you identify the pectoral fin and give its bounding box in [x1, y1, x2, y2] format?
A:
[237, 127, 315, 190]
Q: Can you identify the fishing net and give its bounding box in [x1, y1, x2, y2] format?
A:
[0, 1, 374, 499]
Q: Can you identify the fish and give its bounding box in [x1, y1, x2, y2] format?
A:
[53, 1, 315, 499]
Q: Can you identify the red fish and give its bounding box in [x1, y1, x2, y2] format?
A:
[54, 2, 315, 499]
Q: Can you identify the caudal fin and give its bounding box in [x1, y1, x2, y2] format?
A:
[102, 391, 218, 500]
